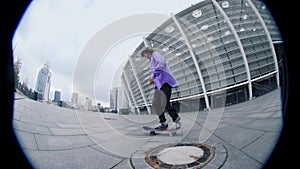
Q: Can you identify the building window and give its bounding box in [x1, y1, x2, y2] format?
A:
[242, 14, 248, 20]
[207, 36, 214, 42]
[165, 26, 174, 33]
[192, 9, 202, 18]
[200, 24, 209, 31]
[239, 28, 245, 32]
[176, 52, 182, 56]
[221, 1, 230, 8]
[162, 46, 169, 51]
[224, 30, 231, 36]
[135, 57, 141, 62]
[178, 36, 185, 42]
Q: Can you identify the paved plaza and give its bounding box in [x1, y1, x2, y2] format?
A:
[13, 89, 282, 169]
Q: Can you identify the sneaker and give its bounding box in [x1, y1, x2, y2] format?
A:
[155, 123, 168, 131]
[176, 122, 182, 130]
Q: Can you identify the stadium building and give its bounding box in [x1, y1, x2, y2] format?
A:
[121, 0, 284, 114]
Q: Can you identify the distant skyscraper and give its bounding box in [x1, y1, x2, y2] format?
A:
[85, 97, 92, 111]
[71, 93, 79, 105]
[35, 62, 51, 101]
[53, 91, 61, 102]
[110, 88, 117, 110]
[110, 87, 128, 112]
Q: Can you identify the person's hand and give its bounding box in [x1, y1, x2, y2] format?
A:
[150, 77, 155, 84]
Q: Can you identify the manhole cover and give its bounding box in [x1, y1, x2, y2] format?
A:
[157, 146, 204, 165]
[145, 143, 215, 169]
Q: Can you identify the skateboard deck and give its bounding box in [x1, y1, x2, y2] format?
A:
[142, 126, 179, 136]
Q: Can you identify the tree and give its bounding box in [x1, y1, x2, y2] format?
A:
[14, 57, 22, 88]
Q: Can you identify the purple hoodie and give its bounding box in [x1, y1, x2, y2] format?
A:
[149, 51, 179, 89]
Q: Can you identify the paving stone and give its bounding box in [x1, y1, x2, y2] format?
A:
[19, 116, 59, 128]
[246, 118, 283, 132]
[214, 125, 264, 149]
[271, 110, 283, 118]
[206, 152, 227, 168]
[24, 147, 123, 169]
[48, 127, 86, 136]
[94, 134, 148, 158]
[247, 112, 274, 118]
[14, 130, 38, 150]
[90, 144, 124, 158]
[222, 118, 254, 126]
[109, 158, 132, 169]
[55, 123, 82, 128]
[263, 106, 282, 113]
[35, 135, 94, 150]
[220, 143, 263, 169]
[242, 132, 281, 163]
[13, 120, 52, 135]
[202, 162, 220, 169]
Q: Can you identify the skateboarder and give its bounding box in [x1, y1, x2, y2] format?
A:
[141, 48, 182, 131]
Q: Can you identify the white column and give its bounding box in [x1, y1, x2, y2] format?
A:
[211, 0, 253, 100]
[128, 57, 151, 114]
[122, 73, 140, 114]
[246, 0, 280, 87]
[143, 36, 150, 47]
[171, 13, 211, 110]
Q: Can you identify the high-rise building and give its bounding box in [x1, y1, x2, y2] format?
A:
[53, 91, 61, 102]
[35, 62, 51, 101]
[71, 93, 79, 106]
[110, 88, 117, 111]
[110, 87, 129, 113]
[85, 97, 92, 111]
[122, 0, 284, 113]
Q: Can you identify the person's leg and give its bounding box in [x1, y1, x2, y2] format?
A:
[160, 84, 180, 123]
[156, 109, 168, 130]
[158, 110, 167, 123]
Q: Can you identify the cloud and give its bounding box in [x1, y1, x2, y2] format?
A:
[13, 0, 88, 96]
[13, 0, 199, 107]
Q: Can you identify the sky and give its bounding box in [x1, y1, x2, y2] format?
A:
[13, 0, 200, 107]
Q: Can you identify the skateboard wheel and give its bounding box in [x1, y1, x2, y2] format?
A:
[150, 131, 156, 136]
[169, 132, 176, 136]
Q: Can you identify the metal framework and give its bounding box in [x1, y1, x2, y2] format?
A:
[143, 36, 150, 47]
[246, 0, 280, 87]
[211, 0, 253, 100]
[128, 57, 151, 114]
[121, 73, 140, 114]
[171, 13, 211, 110]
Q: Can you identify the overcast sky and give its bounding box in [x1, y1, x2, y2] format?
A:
[13, 0, 199, 107]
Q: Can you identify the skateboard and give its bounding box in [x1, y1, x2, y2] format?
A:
[142, 126, 179, 136]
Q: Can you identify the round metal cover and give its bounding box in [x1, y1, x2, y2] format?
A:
[145, 143, 215, 169]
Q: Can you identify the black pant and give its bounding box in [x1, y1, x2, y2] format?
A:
[158, 83, 180, 123]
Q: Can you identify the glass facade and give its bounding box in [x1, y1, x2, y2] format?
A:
[35, 64, 51, 101]
[122, 0, 282, 113]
